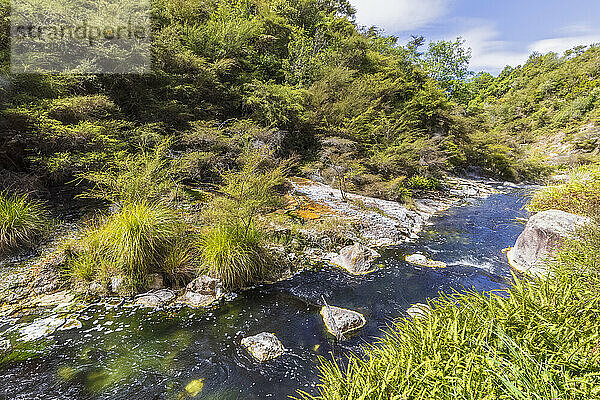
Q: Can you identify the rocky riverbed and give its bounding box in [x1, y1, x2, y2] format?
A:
[0, 179, 532, 399]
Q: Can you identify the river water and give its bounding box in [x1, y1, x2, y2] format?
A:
[0, 186, 531, 400]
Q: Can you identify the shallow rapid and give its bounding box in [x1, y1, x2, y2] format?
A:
[0, 186, 531, 400]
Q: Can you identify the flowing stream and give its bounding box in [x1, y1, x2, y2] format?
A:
[0, 185, 531, 400]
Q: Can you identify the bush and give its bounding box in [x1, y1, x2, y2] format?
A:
[48, 95, 118, 124]
[68, 203, 194, 290]
[303, 226, 600, 400]
[0, 192, 46, 253]
[528, 164, 600, 217]
[198, 224, 271, 289]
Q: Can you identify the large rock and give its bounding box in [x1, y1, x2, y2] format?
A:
[507, 210, 591, 276]
[17, 315, 81, 341]
[405, 254, 447, 268]
[134, 289, 176, 308]
[332, 243, 380, 275]
[320, 305, 366, 339]
[177, 276, 224, 307]
[241, 332, 284, 362]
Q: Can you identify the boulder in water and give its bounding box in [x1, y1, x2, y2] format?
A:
[507, 210, 591, 276]
[241, 332, 284, 362]
[332, 243, 380, 275]
[320, 305, 366, 338]
[134, 289, 176, 307]
[405, 254, 447, 268]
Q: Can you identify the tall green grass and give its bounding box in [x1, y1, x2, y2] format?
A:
[198, 224, 270, 289]
[0, 192, 46, 253]
[68, 203, 195, 290]
[301, 225, 600, 400]
[528, 164, 600, 217]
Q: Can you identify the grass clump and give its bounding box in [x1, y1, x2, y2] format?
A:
[302, 226, 600, 400]
[198, 224, 270, 289]
[528, 164, 600, 217]
[0, 192, 46, 253]
[199, 150, 292, 289]
[67, 202, 195, 290]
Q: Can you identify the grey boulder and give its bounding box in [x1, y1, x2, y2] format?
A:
[177, 276, 224, 307]
[320, 305, 366, 339]
[241, 332, 284, 362]
[507, 209, 591, 276]
[134, 289, 176, 307]
[332, 243, 380, 275]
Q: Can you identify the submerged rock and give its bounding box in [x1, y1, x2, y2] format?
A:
[507, 210, 591, 276]
[405, 254, 447, 268]
[19, 316, 65, 341]
[57, 318, 83, 331]
[406, 303, 431, 319]
[134, 289, 176, 308]
[241, 332, 284, 362]
[177, 276, 224, 308]
[320, 305, 366, 339]
[332, 243, 380, 275]
[185, 379, 205, 397]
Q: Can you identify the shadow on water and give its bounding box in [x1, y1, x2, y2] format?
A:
[0, 187, 532, 400]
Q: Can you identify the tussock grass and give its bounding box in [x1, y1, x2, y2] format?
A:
[68, 203, 195, 290]
[198, 224, 270, 289]
[0, 192, 46, 253]
[302, 226, 600, 400]
[528, 164, 600, 217]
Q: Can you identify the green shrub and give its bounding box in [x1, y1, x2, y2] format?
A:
[0, 192, 46, 253]
[302, 226, 600, 400]
[528, 164, 600, 217]
[68, 203, 194, 290]
[405, 175, 441, 191]
[48, 95, 118, 124]
[198, 224, 271, 289]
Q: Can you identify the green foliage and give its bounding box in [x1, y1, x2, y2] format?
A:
[0, 192, 47, 253]
[203, 150, 291, 228]
[67, 203, 194, 290]
[79, 139, 179, 204]
[528, 164, 600, 217]
[48, 95, 119, 124]
[303, 226, 600, 400]
[198, 224, 270, 289]
[405, 175, 441, 191]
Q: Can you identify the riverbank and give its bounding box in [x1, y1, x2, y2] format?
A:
[0, 180, 531, 399]
[0, 175, 505, 319]
[304, 165, 600, 400]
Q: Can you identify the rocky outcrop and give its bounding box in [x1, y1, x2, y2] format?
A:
[507, 210, 591, 276]
[241, 332, 285, 362]
[134, 289, 176, 308]
[332, 243, 380, 275]
[177, 275, 224, 307]
[405, 254, 447, 268]
[289, 177, 498, 247]
[320, 305, 366, 339]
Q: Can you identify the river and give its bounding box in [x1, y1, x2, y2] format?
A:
[0, 185, 531, 399]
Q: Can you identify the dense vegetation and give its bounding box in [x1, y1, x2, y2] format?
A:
[0, 0, 599, 290]
[304, 167, 600, 400]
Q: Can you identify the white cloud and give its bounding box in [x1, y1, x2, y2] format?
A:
[457, 21, 600, 74]
[350, 0, 450, 32]
[530, 35, 600, 54]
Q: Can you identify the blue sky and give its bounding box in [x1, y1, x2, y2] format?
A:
[349, 0, 600, 74]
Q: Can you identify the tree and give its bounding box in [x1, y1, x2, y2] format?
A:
[422, 37, 473, 104]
